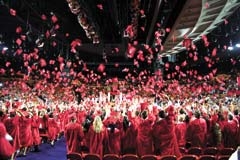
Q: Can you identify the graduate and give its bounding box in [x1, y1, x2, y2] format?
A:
[4, 109, 21, 158]
[175, 109, 187, 147]
[88, 116, 107, 158]
[64, 113, 84, 153]
[222, 113, 239, 148]
[186, 110, 207, 147]
[47, 112, 58, 146]
[18, 108, 33, 156]
[31, 111, 41, 152]
[121, 115, 137, 155]
[0, 122, 15, 160]
[152, 106, 181, 157]
[136, 109, 153, 156]
[105, 122, 121, 155]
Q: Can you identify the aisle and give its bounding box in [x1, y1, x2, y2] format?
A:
[16, 137, 67, 160]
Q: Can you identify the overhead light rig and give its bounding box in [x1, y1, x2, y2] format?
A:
[66, 0, 100, 44]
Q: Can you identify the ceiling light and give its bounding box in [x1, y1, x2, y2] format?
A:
[236, 43, 240, 48]
[2, 47, 8, 51]
[228, 46, 234, 51]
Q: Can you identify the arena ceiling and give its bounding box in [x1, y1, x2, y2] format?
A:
[0, 0, 240, 80]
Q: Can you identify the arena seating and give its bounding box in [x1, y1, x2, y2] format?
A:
[141, 154, 158, 160]
[66, 152, 83, 160]
[178, 154, 198, 160]
[198, 155, 216, 160]
[84, 153, 101, 160]
[187, 147, 202, 156]
[158, 155, 177, 160]
[103, 154, 120, 160]
[218, 147, 235, 155]
[203, 147, 218, 155]
[122, 154, 139, 160]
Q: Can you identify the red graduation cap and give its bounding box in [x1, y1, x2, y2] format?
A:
[140, 102, 148, 111]
[68, 112, 77, 120]
[167, 105, 175, 116]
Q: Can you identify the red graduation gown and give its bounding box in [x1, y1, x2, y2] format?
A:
[121, 121, 138, 154]
[65, 121, 84, 153]
[223, 119, 238, 148]
[39, 116, 48, 134]
[105, 128, 121, 155]
[187, 117, 207, 147]
[47, 117, 58, 141]
[4, 116, 21, 150]
[19, 116, 33, 147]
[152, 118, 181, 157]
[0, 122, 15, 158]
[175, 122, 187, 147]
[31, 115, 41, 145]
[88, 126, 107, 158]
[136, 118, 153, 156]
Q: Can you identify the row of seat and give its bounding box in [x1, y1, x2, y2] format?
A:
[179, 146, 235, 156]
[66, 153, 231, 160]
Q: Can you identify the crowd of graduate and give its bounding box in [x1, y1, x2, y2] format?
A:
[0, 92, 239, 160]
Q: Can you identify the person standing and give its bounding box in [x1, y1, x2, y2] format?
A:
[105, 122, 121, 155]
[187, 110, 207, 147]
[88, 116, 107, 158]
[121, 115, 137, 154]
[222, 114, 239, 148]
[0, 122, 15, 160]
[175, 109, 187, 147]
[136, 110, 153, 156]
[152, 109, 181, 157]
[18, 109, 33, 156]
[65, 113, 84, 154]
[47, 112, 58, 146]
[31, 111, 41, 152]
[4, 110, 20, 158]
